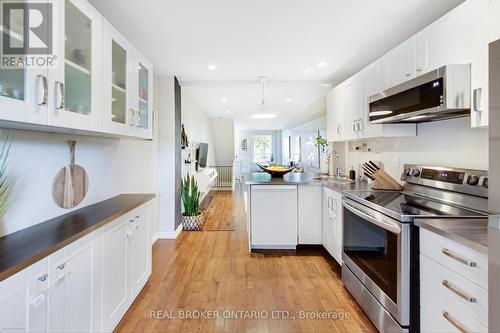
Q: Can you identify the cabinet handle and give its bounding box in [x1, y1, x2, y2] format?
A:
[405, 73, 411, 78]
[416, 68, 422, 73]
[126, 229, 134, 238]
[55, 81, 65, 110]
[38, 274, 48, 282]
[442, 280, 476, 303]
[134, 223, 139, 231]
[442, 311, 470, 333]
[352, 121, 356, 132]
[57, 263, 65, 270]
[136, 110, 141, 127]
[473, 88, 482, 112]
[135, 215, 140, 219]
[357, 119, 362, 132]
[31, 294, 46, 307]
[37, 75, 48, 106]
[442, 248, 476, 267]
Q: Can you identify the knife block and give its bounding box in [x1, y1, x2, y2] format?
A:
[371, 169, 404, 191]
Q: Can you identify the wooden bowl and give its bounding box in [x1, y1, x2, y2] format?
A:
[256, 163, 297, 178]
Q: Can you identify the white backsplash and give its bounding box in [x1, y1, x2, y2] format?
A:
[338, 117, 488, 181]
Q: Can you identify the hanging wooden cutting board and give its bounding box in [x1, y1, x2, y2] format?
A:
[53, 141, 89, 209]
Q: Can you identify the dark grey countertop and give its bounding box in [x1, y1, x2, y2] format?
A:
[243, 172, 372, 193]
[414, 218, 488, 254]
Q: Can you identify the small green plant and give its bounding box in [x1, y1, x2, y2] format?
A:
[181, 174, 201, 216]
[315, 134, 329, 153]
[0, 133, 13, 217]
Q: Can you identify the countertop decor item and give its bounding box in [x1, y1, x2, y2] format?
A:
[53, 141, 89, 209]
[181, 174, 204, 231]
[0, 133, 13, 217]
[256, 163, 297, 178]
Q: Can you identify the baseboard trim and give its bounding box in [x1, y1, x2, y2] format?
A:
[158, 224, 183, 239]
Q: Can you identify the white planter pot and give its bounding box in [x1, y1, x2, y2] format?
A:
[181, 212, 204, 231]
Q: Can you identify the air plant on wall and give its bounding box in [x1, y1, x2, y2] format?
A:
[0, 133, 13, 217]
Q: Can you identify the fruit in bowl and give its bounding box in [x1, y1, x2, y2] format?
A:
[256, 163, 297, 178]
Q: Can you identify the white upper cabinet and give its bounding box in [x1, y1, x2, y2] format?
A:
[102, 20, 153, 139]
[416, 0, 490, 127]
[0, 1, 48, 126]
[103, 20, 134, 136]
[0, 0, 153, 139]
[48, 0, 103, 131]
[382, 36, 417, 90]
[342, 74, 364, 141]
[329, 85, 344, 142]
[131, 53, 154, 139]
[326, 58, 416, 142]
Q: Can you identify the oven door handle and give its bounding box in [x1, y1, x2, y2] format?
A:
[343, 201, 402, 234]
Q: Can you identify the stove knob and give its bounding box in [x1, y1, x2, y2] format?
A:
[483, 177, 489, 188]
[403, 168, 412, 176]
[410, 169, 421, 177]
[467, 175, 480, 186]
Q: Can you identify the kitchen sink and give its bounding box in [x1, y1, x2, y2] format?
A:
[312, 176, 354, 185]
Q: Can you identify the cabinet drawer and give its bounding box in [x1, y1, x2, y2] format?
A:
[421, 276, 488, 332]
[420, 228, 487, 289]
[421, 254, 488, 326]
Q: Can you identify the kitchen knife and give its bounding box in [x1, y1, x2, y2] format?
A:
[363, 163, 377, 173]
[369, 161, 380, 170]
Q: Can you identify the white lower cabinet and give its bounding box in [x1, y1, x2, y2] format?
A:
[103, 205, 151, 332]
[250, 185, 298, 248]
[298, 185, 322, 245]
[322, 187, 343, 264]
[0, 201, 152, 333]
[420, 228, 488, 332]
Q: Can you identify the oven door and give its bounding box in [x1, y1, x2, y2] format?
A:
[342, 198, 410, 326]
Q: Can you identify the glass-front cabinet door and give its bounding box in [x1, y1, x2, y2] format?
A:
[48, 0, 102, 131]
[134, 57, 153, 139]
[0, 1, 48, 125]
[102, 19, 134, 136]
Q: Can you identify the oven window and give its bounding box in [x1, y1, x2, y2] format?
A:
[343, 207, 398, 303]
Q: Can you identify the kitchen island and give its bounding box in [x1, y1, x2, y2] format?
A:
[243, 172, 370, 252]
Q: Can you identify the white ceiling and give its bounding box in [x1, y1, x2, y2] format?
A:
[89, 0, 463, 130]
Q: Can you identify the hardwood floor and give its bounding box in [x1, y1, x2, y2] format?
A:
[115, 189, 376, 333]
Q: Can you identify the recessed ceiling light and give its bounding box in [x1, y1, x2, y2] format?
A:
[221, 98, 228, 103]
[285, 98, 292, 103]
[208, 65, 216, 70]
[318, 62, 327, 68]
[225, 110, 231, 114]
[304, 69, 310, 74]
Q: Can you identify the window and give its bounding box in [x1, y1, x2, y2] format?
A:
[283, 136, 291, 160]
[293, 136, 301, 163]
[253, 135, 272, 163]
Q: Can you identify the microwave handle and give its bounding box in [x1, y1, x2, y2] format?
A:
[343, 200, 401, 234]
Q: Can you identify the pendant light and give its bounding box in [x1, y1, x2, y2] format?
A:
[252, 76, 278, 119]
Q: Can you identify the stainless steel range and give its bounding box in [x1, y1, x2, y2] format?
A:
[341, 165, 488, 333]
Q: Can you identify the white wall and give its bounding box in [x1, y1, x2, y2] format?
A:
[342, 118, 489, 180]
[283, 117, 327, 173]
[0, 77, 160, 238]
[181, 94, 216, 166]
[209, 118, 235, 166]
[236, 129, 282, 173]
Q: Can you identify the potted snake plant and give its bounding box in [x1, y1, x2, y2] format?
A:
[181, 174, 204, 231]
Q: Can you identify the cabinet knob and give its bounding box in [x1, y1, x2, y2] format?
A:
[405, 73, 411, 78]
[57, 263, 65, 270]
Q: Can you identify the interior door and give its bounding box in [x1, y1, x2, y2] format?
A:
[129, 210, 151, 299]
[48, 0, 102, 131]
